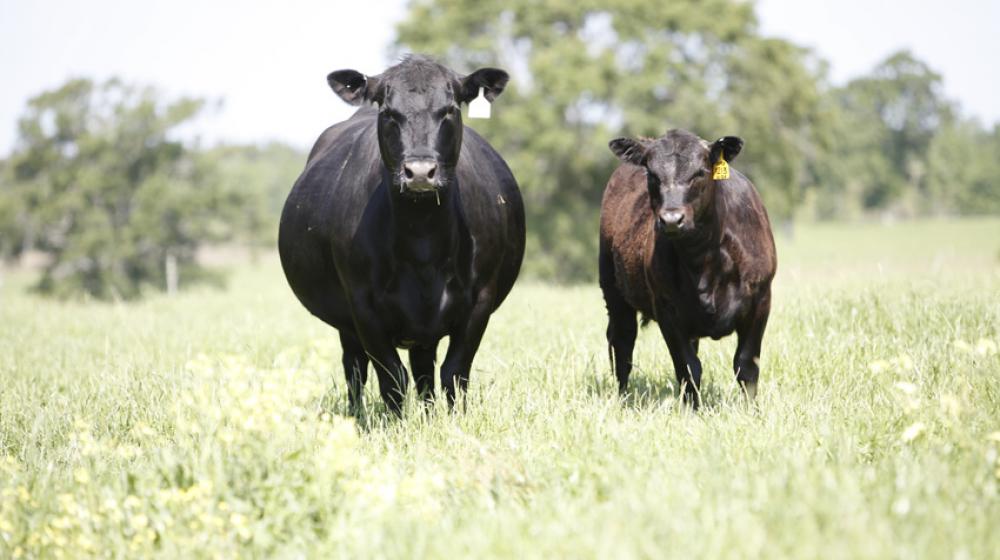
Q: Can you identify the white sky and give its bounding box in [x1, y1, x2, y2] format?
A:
[2, 0, 998, 156]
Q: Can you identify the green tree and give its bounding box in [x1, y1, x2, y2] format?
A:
[395, 0, 829, 280]
[831, 51, 954, 215]
[202, 142, 305, 251]
[1, 78, 243, 300]
[0, 157, 23, 259]
[925, 119, 1000, 215]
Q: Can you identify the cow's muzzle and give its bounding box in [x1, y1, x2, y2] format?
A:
[656, 210, 687, 235]
[401, 158, 440, 193]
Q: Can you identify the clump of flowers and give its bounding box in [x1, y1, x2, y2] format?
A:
[953, 337, 998, 357]
[0, 352, 455, 558]
[869, 353, 915, 375]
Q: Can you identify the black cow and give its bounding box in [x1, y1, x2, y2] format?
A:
[599, 129, 776, 408]
[279, 55, 525, 415]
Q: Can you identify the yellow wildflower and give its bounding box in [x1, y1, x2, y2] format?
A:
[938, 394, 962, 417]
[869, 360, 890, 374]
[73, 467, 91, 484]
[893, 381, 918, 395]
[130, 513, 149, 530]
[975, 338, 998, 356]
[901, 422, 926, 443]
[896, 354, 914, 370]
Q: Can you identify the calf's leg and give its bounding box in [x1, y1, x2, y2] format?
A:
[657, 319, 702, 408]
[734, 289, 771, 402]
[599, 247, 637, 394]
[605, 293, 638, 395]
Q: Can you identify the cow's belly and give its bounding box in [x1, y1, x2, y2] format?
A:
[377, 271, 469, 348]
[278, 231, 355, 331]
[689, 282, 749, 340]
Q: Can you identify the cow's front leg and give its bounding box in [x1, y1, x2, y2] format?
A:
[339, 331, 369, 415]
[440, 289, 495, 411]
[348, 290, 409, 416]
[734, 288, 771, 403]
[409, 342, 440, 409]
[664, 333, 702, 408]
[655, 307, 702, 408]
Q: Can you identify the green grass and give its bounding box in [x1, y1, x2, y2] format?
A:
[2, 218, 999, 559]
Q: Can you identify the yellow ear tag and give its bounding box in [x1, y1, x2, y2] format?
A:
[712, 153, 730, 180]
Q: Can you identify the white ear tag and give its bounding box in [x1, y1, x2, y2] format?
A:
[468, 87, 491, 119]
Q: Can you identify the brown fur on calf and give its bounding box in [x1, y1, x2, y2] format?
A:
[599, 129, 776, 407]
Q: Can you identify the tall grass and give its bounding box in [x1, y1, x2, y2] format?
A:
[2, 218, 999, 558]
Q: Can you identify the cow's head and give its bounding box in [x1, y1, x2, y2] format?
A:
[327, 55, 508, 198]
[609, 130, 743, 237]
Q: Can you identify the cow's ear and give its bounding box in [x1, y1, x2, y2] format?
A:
[709, 136, 744, 164]
[327, 69, 382, 106]
[609, 137, 651, 166]
[459, 68, 509, 104]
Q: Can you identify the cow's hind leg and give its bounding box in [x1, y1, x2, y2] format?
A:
[409, 343, 439, 409]
[339, 331, 369, 414]
[734, 288, 771, 403]
[600, 247, 637, 395]
[604, 290, 638, 395]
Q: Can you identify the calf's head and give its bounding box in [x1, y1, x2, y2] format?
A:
[610, 130, 743, 236]
[327, 55, 508, 198]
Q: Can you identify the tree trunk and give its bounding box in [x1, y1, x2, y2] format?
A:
[165, 253, 178, 295]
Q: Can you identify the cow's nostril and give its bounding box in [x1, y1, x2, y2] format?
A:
[404, 167, 414, 180]
[427, 166, 436, 179]
[660, 211, 684, 229]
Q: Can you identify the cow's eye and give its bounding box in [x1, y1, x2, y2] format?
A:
[692, 169, 706, 179]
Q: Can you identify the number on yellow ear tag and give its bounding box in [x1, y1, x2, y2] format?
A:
[712, 154, 730, 180]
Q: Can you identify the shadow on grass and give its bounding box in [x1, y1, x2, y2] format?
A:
[316, 380, 384, 432]
[316, 377, 455, 432]
[586, 365, 730, 411]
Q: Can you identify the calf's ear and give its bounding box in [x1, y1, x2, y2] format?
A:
[459, 68, 509, 103]
[327, 69, 382, 106]
[609, 137, 651, 166]
[709, 136, 744, 163]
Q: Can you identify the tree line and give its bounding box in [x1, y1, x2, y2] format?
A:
[393, 0, 999, 279]
[1, 0, 998, 298]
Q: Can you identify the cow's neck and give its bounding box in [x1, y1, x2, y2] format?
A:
[659, 205, 724, 311]
[667, 214, 720, 269]
[386, 175, 460, 266]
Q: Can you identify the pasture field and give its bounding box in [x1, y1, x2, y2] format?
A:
[2, 218, 999, 559]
